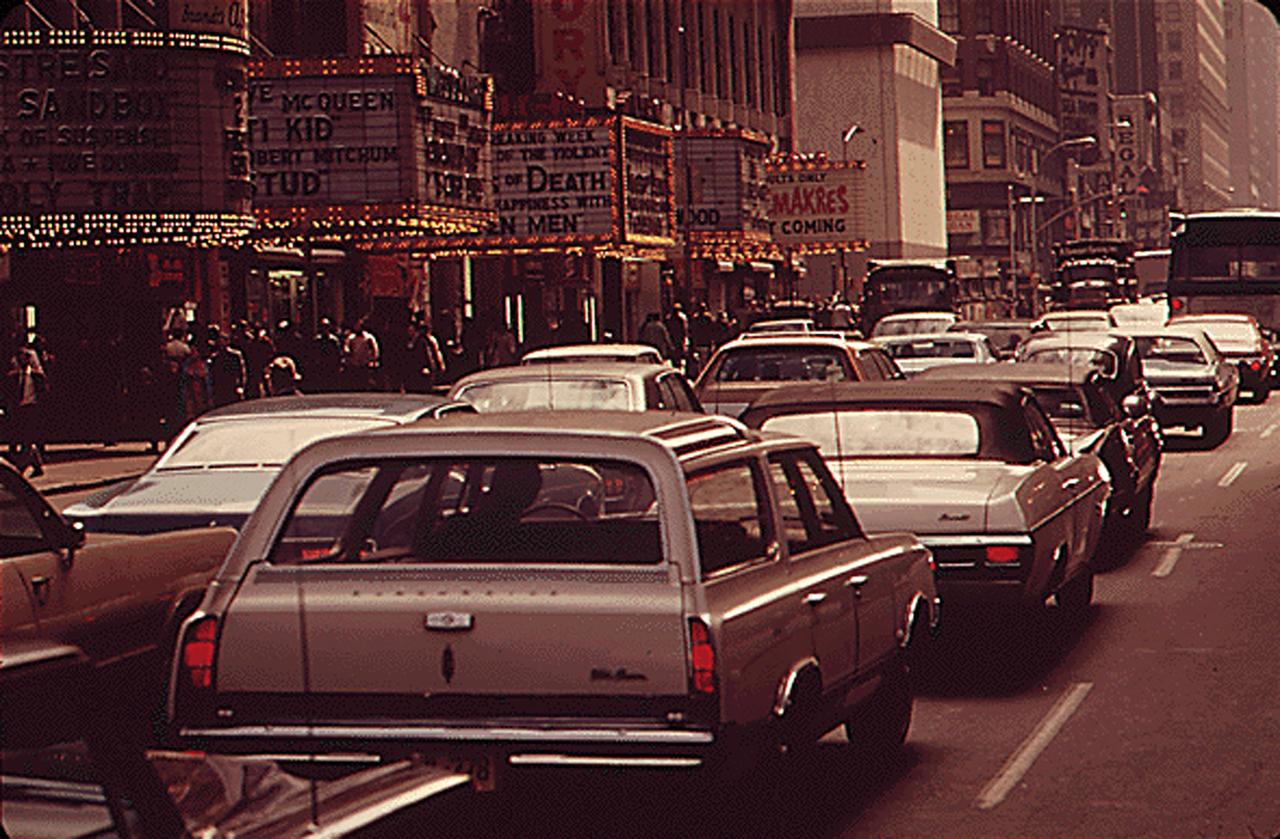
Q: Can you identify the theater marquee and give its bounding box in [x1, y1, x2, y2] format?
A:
[766, 159, 867, 253]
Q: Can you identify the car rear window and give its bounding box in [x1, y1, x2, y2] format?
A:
[456, 379, 632, 411]
[761, 409, 981, 458]
[883, 338, 976, 359]
[158, 418, 393, 470]
[1131, 335, 1206, 364]
[271, 457, 661, 565]
[709, 347, 851, 382]
[1021, 347, 1118, 376]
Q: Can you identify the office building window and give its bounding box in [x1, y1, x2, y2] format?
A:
[974, 1, 992, 33]
[977, 59, 995, 96]
[944, 121, 970, 169]
[983, 209, 1009, 245]
[1167, 31, 1181, 51]
[982, 120, 1006, 169]
[939, 0, 959, 33]
[1167, 61, 1181, 80]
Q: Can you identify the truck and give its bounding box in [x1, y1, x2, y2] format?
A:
[1050, 238, 1137, 309]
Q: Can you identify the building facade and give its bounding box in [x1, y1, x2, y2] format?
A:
[792, 0, 955, 302]
[938, 0, 1061, 309]
[1225, 0, 1279, 209]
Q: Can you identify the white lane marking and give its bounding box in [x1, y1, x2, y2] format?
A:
[1218, 461, 1247, 487]
[1147, 532, 1230, 577]
[975, 682, 1093, 810]
[1262, 423, 1278, 439]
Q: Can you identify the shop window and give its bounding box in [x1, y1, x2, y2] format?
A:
[944, 121, 970, 169]
[939, 0, 959, 33]
[982, 120, 1006, 169]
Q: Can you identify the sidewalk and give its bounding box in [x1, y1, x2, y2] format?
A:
[18, 443, 158, 496]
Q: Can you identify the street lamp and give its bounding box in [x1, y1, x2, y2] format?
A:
[1030, 136, 1097, 288]
[838, 124, 867, 300]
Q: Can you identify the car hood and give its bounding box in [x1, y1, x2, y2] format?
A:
[829, 459, 1031, 536]
[63, 469, 279, 533]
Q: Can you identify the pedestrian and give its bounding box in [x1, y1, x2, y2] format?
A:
[410, 319, 446, 390]
[308, 318, 343, 393]
[205, 325, 246, 408]
[638, 312, 675, 360]
[831, 298, 855, 329]
[7, 338, 46, 476]
[483, 323, 518, 367]
[267, 355, 303, 396]
[161, 326, 193, 440]
[245, 324, 276, 400]
[665, 303, 690, 367]
[343, 318, 381, 390]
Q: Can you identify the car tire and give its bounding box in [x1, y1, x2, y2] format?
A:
[1256, 383, 1271, 403]
[1055, 570, 1094, 620]
[844, 657, 912, 761]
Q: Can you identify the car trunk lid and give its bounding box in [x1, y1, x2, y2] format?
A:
[830, 459, 1023, 535]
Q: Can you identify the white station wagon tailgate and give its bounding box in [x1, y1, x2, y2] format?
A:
[213, 456, 691, 713]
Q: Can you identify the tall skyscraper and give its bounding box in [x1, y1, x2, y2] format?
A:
[1226, 0, 1279, 209]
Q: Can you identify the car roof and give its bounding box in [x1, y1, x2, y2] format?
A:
[197, 393, 460, 422]
[742, 380, 1029, 413]
[1169, 313, 1257, 324]
[918, 362, 1095, 387]
[452, 362, 669, 387]
[1040, 309, 1112, 319]
[1020, 331, 1129, 351]
[720, 334, 853, 350]
[878, 332, 986, 343]
[521, 343, 659, 359]
[876, 310, 957, 320]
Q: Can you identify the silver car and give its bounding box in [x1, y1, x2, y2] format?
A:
[742, 380, 1109, 619]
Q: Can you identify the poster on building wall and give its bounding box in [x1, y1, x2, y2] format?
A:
[765, 160, 866, 249]
[488, 118, 618, 243]
[677, 130, 772, 240]
[0, 31, 252, 246]
[620, 118, 674, 245]
[534, 0, 606, 102]
[169, 0, 249, 39]
[248, 72, 413, 206]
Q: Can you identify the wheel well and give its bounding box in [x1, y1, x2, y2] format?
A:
[900, 595, 931, 649]
[773, 659, 822, 718]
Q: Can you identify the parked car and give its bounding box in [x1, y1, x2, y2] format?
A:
[876, 332, 1000, 376]
[451, 362, 702, 413]
[1115, 326, 1239, 446]
[0, 458, 237, 746]
[1030, 310, 1116, 333]
[1167, 313, 1274, 402]
[170, 411, 939, 785]
[521, 342, 665, 365]
[919, 362, 1161, 544]
[947, 319, 1034, 358]
[694, 334, 901, 418]
[869, 310, 959, 338]
[64, 394, 472, 535]
[741, 381, 1109, 619]
[1015, 331, 1151, 416]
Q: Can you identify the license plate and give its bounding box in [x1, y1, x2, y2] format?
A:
[423, 752, 498, 792]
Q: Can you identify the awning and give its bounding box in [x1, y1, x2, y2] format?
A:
[716, 260, 736, 272]
[749, 261, 775, 274]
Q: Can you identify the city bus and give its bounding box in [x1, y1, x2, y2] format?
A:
[1168, 210, 1280, 335]
[860, 259, 957, 333]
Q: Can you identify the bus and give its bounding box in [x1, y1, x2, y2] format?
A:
[1050, 239, 1136, 309]
[1168, 210, 1280, 333]
[860, 259, 956, 333]
[1133, 249, 1171, 298]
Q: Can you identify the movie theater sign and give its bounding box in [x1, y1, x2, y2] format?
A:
[0, 28, 254, 248]
[766, 159, 867, 252]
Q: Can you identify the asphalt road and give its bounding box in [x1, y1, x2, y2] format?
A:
[404, 400, 1280, 838]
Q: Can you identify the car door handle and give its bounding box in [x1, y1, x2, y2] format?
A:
[845, 575, 870, 590]
[803, 591, 828, 606]
[1061, 477, 1082, 490]
[29, 575, 50, 604]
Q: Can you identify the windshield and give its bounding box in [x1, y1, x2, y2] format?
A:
[1131, 335, 1207, 364]
[871, 316, 956, 337]
[710, 347, 850, 382]
[457, 379, 632, 411]
[1022, 347, 1118, 376]
[1062, 264, 1117, 282]
[761, 409, 981, 458]
[883, 338, 977, 359]
[865, 269, 952, 307]
[158, 418, 393, 469]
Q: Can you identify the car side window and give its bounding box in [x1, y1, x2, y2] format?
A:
[0, 481, 47, 557]
[664, 375, 699, 412]
[687, 461, 774, 576]
[1023, 400, 1064, 460]
[657, 374, 693, 411]
[768, 451, 860, 557]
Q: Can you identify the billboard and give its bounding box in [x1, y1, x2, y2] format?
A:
[676, 130, 772, 240]
[766, 160, 866, 249]
[534, 0, 606, 102]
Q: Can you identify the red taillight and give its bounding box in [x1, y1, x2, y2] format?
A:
[688, 618, 717, 695]
[182, 617, 218, 690]
[1250, 360, 1262, 371]
[1170, 298, 1184, 311]
[985, 545, 1022, 564]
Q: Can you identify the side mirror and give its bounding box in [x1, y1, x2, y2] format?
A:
[1121, 394, 1144, 418]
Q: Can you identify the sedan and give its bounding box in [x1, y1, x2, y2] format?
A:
[64, 394, 472, 535]
[876, 332, 1000, 376]
[1030, 310, 1115, 333]
[1167, 313, 1273, 402]
[521, 343, 664, 365]
[948, 319, 1033, 358]
[1116, 326, 1239, 446]
[451, 362, 702, 412]
[869, 310, 959, 338]
[741, 380, 1109, 619]
[919, 362, 1161, 546]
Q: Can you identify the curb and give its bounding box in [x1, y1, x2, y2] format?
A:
[39, 472, 146, 497]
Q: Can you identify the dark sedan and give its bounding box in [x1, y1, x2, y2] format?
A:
[1115, 326, 1239, 446]
[919, 362, 1162, 547]
[63, 394, 473, 535]
[1015, 331, 1152, 416]
[1167, 314, 1273, 402]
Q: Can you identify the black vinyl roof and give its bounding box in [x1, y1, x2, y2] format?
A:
[742, 380, 1030, 413]
[1018, 331, 1130, 352]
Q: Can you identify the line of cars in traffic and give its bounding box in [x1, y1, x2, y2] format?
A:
[4, 301, 1248, 825]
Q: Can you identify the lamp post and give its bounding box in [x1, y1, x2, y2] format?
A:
[837, 124, 865, 301]
[1030, 135, 1097, 290]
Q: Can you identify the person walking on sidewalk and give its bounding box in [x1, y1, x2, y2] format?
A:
[7, 339, 46, 477]
[343, 318, 381, 390]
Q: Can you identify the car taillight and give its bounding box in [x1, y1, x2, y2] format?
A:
[985, 545, 1023, 564]
[1250, 360, 1262, 371]
[688, 618, 717, 695]
[181, 616, 219, 690]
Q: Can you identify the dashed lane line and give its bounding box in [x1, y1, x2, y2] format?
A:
[1149, 532, 1223, 578]
[1218, 461, 1247, 487]
[1262, 423, 1279, 439]
[975, 682, 1094, 810]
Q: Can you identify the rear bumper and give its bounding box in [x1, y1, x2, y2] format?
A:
[934, 578, 1031, 607]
